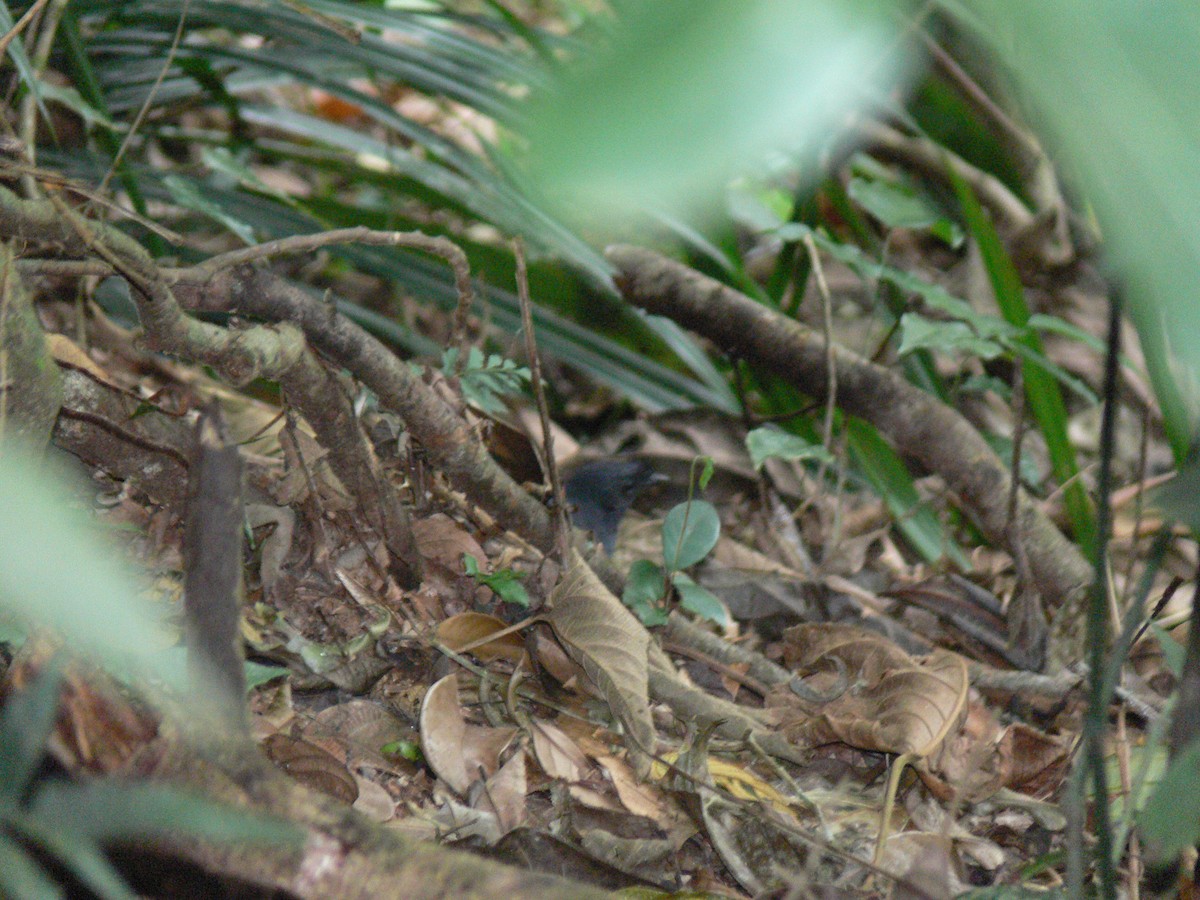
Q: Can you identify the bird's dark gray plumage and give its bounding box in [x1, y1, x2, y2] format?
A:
[564, 458, 665, 553]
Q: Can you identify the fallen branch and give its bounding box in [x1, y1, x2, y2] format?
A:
[606, 244, 1093, 662]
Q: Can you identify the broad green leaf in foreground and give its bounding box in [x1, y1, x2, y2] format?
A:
[520, 0, 909, 226]
[949, 0, 1200, 460]
[0, 443, 176, 686]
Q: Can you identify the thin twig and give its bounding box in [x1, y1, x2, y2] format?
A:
[185, 226, 472, 290]
[96, 0, 192, 198]
[0, 0, 52, 60]
[513, 238, 569, 563]
[17, 0, 68, 195]
[802, 233, 844, 551]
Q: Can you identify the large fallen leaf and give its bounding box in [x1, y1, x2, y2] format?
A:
[530, 719, 592, 782]
[771, 623, 969, 759]
[546, 552, 654, 771]
[419, 673, 517, 795]
[437, 612, 528, 665]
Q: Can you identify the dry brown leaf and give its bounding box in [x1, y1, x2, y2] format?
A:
[530, 719, 592, 782]
[546, 552, 654, 768]
[46, 333, 116, 385]
[412, 513, 488, 573]
[352, 774, 398, 822]
[305, 699, 418, 776]
[438, 612, 527, 665]
[262, 733, 358, 805]
[771, 623, 969, 758]
[477, 748, 527, 834]
[418, 673, 517, 795]
[998, 721, 1072, 800]
[594, 753, 695, 848]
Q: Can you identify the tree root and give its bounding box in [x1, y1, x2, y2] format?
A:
[606, 243, 1093, 663]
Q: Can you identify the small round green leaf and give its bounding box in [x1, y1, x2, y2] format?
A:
[672, 574, 729, 627]
[661, 501, 720, 571]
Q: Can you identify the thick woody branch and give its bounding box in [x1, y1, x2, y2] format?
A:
[0, 186, 422, 587]
[606, 244, 1092, 619]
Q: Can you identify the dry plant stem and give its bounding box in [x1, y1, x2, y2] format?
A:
[96, 0, 191, 197]
[606, 245, 1092, 621]
[185, 227, 473, 297]
[513, 238, 570, 563]
[0, 0, 52, 58]
[0, 187, 422, 586]
[16, 0, 69, 196]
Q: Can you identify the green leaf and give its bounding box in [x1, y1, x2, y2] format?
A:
[948, 165, 1096, 557]
[847, 174, 963, 247]
[746, 425, 835, 470]
[672, 574, 730, 627]
[462, 554, 530, 608]
[846, 418, 969, 568]
[950, 1, 1200, 460]
[6, 818, 135, 900]
[622, 559, 667, 626]
[444, 347, 530, 416]
[37, 82, 117, 130]
[162, 174, 257, 245]
[0, 444, 178, 689]
[29, 781, 303, 848]
[243, 660, 289, 691]
[0, 661, 64, 811]
[661, 501, 720, 571]
[1140, 738, 1200, 859]
[521, 0, 907, 225]
[1151, 624, 1185, 679]
[0, 832, 63, 900]
[898, 313, 1005, 360]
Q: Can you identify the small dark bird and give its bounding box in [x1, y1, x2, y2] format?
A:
[564, 457, 666, 553]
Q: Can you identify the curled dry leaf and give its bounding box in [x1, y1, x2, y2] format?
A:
[305, 698, 419, 776]
[477, 747, 528, 835]
[419, 673, 518, 795]
[530, 719, 592, 782]
[412, 513, 488, 573]
[262, 732, 359, 805]
[546, 551, 654, 769]
[771, 623, 969, 759]
[437, 611, 527, 665]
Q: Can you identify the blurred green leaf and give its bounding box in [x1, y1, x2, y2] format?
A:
[947, 0, 1200, 460]
[29, 781, 302, 847]
[0, 831, 64, 900]
[623, 559, 667, 626]
[661, 500, 720, 571]
[0, 444, 177, 687]
[898, 313, 1004, 360]
[0, 661, 63, 812]
[37, 82, 117, 130]
[521, 0, 908, 225]
[1151, 625, 1185, 680]
[848, 172, 963, 247]
[672, 574, 729, 627]
[746, 426, 835, 469]
[162, 174, 256, 245]
[1140, 738, 1200, 859]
